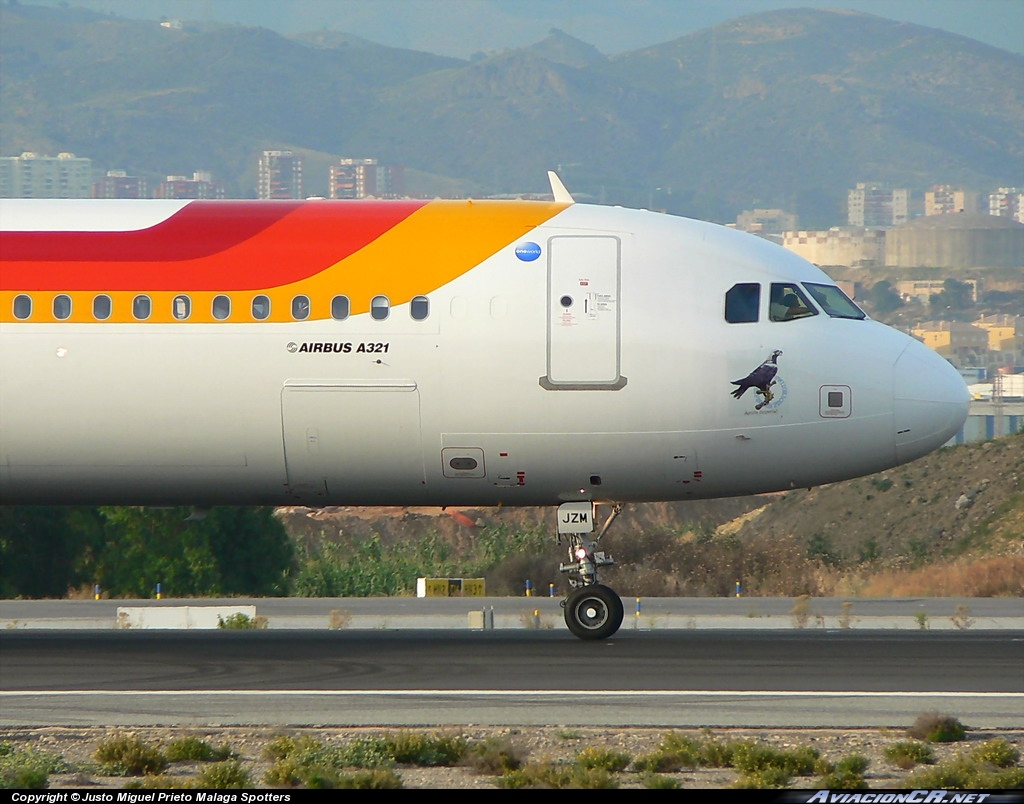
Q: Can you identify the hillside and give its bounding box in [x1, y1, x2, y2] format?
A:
[2, 4, 1021, 224]
[278, 432, 1023, 598]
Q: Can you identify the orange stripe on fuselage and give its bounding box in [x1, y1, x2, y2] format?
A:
[0, 199, 570, 323]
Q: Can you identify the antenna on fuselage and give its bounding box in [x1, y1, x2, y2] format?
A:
[547, 171, 575, 204]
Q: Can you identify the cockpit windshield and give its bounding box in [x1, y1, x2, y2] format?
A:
[769, 283, 817, 322]
[802, 283, 867, 320]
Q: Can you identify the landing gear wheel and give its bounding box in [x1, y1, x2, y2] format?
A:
[563, 584, 624, 640]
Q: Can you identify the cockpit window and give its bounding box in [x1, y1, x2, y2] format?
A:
[769, 283, 818, 322]
[725, 283, 760, 323]
[802, 283, 867, 320]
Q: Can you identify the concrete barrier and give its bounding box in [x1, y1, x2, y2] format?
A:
[468, 609, 494, 630]
[116, 605, 257, 629]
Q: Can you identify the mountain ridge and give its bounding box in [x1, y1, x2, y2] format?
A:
[2, 4, 1021, 225]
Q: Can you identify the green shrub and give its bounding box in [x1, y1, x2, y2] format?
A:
[884, 740, 936, 768]
[907, 757, 981, 788]
[496, 761, 619, 789]
[700, 737, 744, 767]
[632, 749, 694, 773]
[329, 737, 392, 769]
[465, 736, 525, 774]
[217, 612, 265, 629]
[261, 731, 469, 787]
[734, 766, 792, 788]
[165, 736, 234, 762]
[651, 732, 704, 768]
[835, 754, 871, 775]
[979, 766, 1024, 788]
[642, 772, 681, 789]
[385, 731, 468, 766]
[968, 738, 1020, 768]
[95, 734, 169, 776]
[0, 746, 65, 790]
[731, 741, 819, 776]
[904, 743, 1024, 791]
[334, 769, 404, 789]
[575, 746, 632, 773]
[122, 775, 192, 789]
[815, 769, 869, 790]
[908, 712, 966, 743]
[193, 761, 251, 789]
[263, 758, 303, 787]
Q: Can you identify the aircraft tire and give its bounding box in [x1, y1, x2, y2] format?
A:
[563, 584, 624, 640]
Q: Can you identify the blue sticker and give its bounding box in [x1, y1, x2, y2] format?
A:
[515, 241, 542, 262]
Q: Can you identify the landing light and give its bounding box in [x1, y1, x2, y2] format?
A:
[575, 547, 589, 560]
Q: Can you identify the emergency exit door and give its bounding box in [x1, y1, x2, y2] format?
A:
[541, 235, 626, 390]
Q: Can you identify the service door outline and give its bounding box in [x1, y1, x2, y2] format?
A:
[541, 235, 626, 390]
[281, 380, 424, 503]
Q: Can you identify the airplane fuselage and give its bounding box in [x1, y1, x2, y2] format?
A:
[0, 198, 970, 508]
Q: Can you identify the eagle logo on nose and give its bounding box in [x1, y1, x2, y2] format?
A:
[730, 350, 783, 410]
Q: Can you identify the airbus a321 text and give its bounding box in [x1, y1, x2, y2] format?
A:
[0, 173, 969, 639]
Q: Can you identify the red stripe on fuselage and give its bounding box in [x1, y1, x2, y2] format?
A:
[1, 200, 429, 292]
[3, 201, 301, 262]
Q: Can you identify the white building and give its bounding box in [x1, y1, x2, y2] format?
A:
[0, 152, 94, 198]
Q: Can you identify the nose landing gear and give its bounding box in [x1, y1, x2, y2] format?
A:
[563, 583, 624, 640]
[557, 502, 624, 640]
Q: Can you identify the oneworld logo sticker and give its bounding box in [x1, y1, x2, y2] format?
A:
[515, 241, 542, 262]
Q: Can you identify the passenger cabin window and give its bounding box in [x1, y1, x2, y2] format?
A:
[53, 294, 72, 320]
[292, 295, 310, 321]
[212, 295, 231, 320]
[410, 295, 429, 321]
[252, 295, 270, 320]
[371, 295, 390, 321]
[802, 283, 866, 320]
[133, 295, 152, 320]
[173, 295, 191, 320]
[93, 295, 112, 320]
[725, 283, 760, 323]
[13, 295, 32, 320]
[331, 295, 350, 320]
[769, 283, 817, 322]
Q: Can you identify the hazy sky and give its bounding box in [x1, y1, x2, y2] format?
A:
[28, 0, 1024, 56]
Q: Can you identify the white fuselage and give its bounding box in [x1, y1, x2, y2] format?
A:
[0, 201, 970, 506]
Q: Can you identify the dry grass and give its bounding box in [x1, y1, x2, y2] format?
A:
[851, 556, 1024, 597]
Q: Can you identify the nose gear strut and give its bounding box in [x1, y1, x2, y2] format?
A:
[556, 502, 624, 639]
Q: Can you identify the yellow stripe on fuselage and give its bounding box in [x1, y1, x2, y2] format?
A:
[291, 199, 568, 317]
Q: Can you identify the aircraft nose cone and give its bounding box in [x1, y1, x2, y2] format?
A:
[893, 341, 970, 464]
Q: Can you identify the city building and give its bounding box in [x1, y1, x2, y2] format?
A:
[329, 158, 405, 199]
[885, 214, 1024, 268]
[911, 320, 989, 364]
[92, 169, 147, 199]
[733, 208, 798, 238]
[924, 185, 979, 216]
[0, 152, 94, 198]
[258, 150, 303, 199]
[973, 315, 1024, 363]
[988, 187, 1024, 224]
[847, 182, 909, 227]
[153, 171, 225, 199]
[896, 279, 980, 306]
[782, 227, 886, 267]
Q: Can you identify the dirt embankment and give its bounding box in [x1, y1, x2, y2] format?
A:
[277, 434, 1023, 597]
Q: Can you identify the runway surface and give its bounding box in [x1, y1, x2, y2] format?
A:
[2, 628, 1021, 729]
